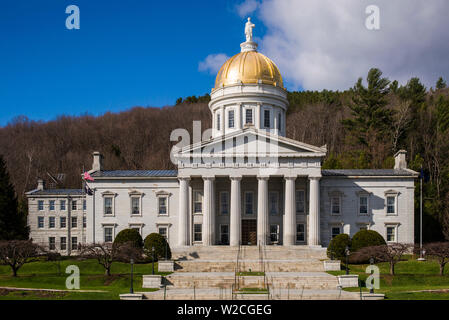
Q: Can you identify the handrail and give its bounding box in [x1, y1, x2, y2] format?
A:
[234, 242, 242, 290]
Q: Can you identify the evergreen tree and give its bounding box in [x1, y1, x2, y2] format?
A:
[342, 68, 393, 148]
[436, 77, 447, 90]
[0, 155, 28, 240]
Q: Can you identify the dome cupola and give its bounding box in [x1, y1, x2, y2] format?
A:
[209, 18, 288, 138]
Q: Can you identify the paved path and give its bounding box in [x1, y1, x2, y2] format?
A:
[0, 286, 108, 293]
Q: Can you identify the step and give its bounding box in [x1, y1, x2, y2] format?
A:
[164, 272, 338, 290]
[141, 288, 360, 300]
[175, 259, 324, 272]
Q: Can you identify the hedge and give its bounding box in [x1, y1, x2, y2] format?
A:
[327, 233, 351, 260]
[113, 228, 143, 248]
[144, 233, 171, 261]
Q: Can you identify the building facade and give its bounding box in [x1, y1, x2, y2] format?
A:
[27, 22, 417, 252]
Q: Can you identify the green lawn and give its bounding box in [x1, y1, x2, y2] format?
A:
[0, 258, 168, 300]
[327, 255, 449, 300]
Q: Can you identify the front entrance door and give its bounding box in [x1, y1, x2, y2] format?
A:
[241, 219, 257, 245]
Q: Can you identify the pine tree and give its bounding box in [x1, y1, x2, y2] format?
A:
[342, 68, 393, 147]
[436, 77, 447, 90]
[0, 155, 28, 240]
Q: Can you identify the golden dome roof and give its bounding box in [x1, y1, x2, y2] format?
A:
[214, 51, 284, 89]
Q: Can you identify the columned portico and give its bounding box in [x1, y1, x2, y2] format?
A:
[203, 177, 215, 246]
[257, 176, 269, 245]
[283, 176, 296, 246]
[230, 176, 242, 246]
[308, 177, 321, 246]
[178, 177, 190, 246]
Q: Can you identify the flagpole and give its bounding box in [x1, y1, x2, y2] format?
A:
[418, 168, 425, 261]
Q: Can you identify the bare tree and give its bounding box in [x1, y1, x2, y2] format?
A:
[355, 243, 410, 275]
[422, 242, 449, 276]
[0, 240, 42, 276]
[392, 100, 411, 153]
[79, 242, 142, 276]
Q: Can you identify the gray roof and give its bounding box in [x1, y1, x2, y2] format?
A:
[322, 169, 417, 177]
[91, 170, 178, 178]
[28, 189, 83, 196]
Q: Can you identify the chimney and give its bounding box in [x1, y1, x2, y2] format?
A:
[37, 179, 45, 190]
[394, 150, 407, 170]
[92, 151, 103, 172]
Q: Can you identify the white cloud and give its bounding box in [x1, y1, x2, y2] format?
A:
[239, 0, 449, 90]
[198, 53, 230, 75]
[236, 0, 260, 18]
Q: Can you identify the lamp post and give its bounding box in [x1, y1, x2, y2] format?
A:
[369, 257, 374, 294]
[345, 246, 350, 275]
[130, 258, 134, 294]
[152, 246, 155, 275]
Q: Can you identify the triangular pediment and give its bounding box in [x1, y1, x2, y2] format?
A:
[176, 128, 326, 159]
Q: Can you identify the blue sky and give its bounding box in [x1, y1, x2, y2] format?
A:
[0, 0, 267, 126]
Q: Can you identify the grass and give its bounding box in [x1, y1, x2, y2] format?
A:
[0, 258, 168, 300]
[327, 255, 449, 300]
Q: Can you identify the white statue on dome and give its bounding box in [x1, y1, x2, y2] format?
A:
[245, 17, 255, 42]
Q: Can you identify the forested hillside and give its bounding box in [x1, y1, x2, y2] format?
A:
[1, 69, 449, 242]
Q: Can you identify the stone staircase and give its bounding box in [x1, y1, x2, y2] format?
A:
[141, 246, 360, 300]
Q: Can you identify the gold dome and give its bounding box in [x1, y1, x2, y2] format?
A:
[214, 51, 284, 89]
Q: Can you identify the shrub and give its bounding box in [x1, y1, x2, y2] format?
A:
[351, 230, 386, 253]
[113, 229, 143, 248]
[144, 233, 171, 261]
[327, 234, 351, 260]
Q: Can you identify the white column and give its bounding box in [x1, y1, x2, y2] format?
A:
[283, 176, 296, 246]
[203, 177, 215, 246]
[230, 176, 242, 246]
[308, 177, 321, 246]
[178, 177, 190, 246]
[257, 176, 269, 245]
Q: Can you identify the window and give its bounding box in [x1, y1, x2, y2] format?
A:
[60, 216, 66, 228]
[194, 191, 203, 213]
[60, 200, 66, 211]
[245, 192, 254, 215]
[71, 200, 77, 211]
[270, 224, 279, 243]
[49, 200, 55, 211]
[277, 113, 281, 131]
[49, 237, 55, 251]
[194, 224, 202, 242]
[386, 226, 396, 242]
[71, 237, 78, 250]
[71, 216, 77, 228]
[49, 217, 55, 228]
[220, 192, 229, 215]
[295, 190, 305, 214]
[38, 200, 44, 211]
[387, 196, 396, 214]
[38, 217, 44, 228]
[60, 237, 67, 250]
[359, 196, 368, 215]
[104, 197, 113, 215]
[245, 109, 253, 124]
[269, 192, 278, 215]
[158, 227, 168, 240]
[359, 225, 368, 231]
[217, 113, 221, 131]
[296, 224, 305, 242]
[228, 110, 235, 128]
[331, 197, 341, 215]
[331, 227, 341, 239]
[158, 197, 167, 215]
[264, 110, 270, 128]
[104, 227, 113, 243]
[220, 225, 229, 245]
[83, 216, 86, 228]
[83, 200, 86, 211]
[131, 197, 140, 215]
